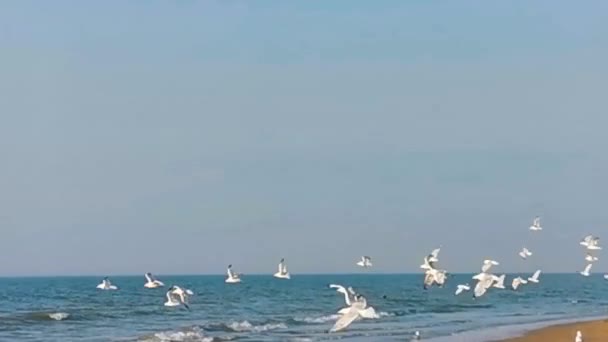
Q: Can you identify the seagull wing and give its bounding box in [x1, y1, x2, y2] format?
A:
[329, 307, 361, 333]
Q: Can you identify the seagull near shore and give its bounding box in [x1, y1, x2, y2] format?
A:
[273, 258, 290, 279]
[329, 292, 377, 332]
[575, 330, 583, 342]
[225, 264, 242, 284]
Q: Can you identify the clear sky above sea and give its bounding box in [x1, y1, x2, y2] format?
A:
[1, 1, 607, 276]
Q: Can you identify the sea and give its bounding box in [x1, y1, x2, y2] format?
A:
[0, 274, 606, 342]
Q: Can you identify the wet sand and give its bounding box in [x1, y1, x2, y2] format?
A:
[501, 319, 608, 341]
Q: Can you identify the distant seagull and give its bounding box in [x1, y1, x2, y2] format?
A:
[225, 264, 242, 284]
[575, 330, 583, 342]
[580, 264, 593, 277]
[529, 216, 542, 231]
[356, 256, 373, 268]
[528, 270, 541, 283]
[481, 259, 499, 273]
[580, 235, 601, 250]
[420, 248, 441, 270]
[492, 274, 506, 289]
[144, 273, 165, 288]
[329, 293, 375, 332]
[412, 330, 421, 340]
[164, 285, 193, 309]
[511, 276, 528, 290]
[455, 284, 470, 296]
[519, 247, 533, 259]
[96, 277, 118, 290]
[604, 274, 608, 280]
[585, 253, 599, 263]
[273, 258, 290, 279]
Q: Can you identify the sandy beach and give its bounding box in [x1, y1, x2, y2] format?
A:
[501, 319, 608, 341]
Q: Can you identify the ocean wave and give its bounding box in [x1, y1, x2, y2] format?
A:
[138, 326, 214, 342]
[0, 311, 72, 322]
[225, 320, 287, 332]
[293, 314, 340, 324]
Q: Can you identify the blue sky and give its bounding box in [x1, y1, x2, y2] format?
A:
[1, 1, 607, 276]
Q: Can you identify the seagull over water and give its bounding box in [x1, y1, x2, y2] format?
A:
[329, 292, 377, 333]
[511, 276, 528, 291]
[481, 259, 499, 273]
[455, 284, 470, 296]
[528, 270, 542, 283]
[164, 285, 193, 309]
[585, 253, 599, 263]
[273, 258, 290, 279]
[144, 273, 165, 288]
[96, 277, 118, 290]
[356, 256, 373, 268]
[580, 264, 592, 277]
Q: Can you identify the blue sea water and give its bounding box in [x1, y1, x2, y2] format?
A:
[0, 274, 606, 342]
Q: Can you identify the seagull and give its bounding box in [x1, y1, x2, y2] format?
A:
[356, 256, 373, 268]
[511, 276, 528, 290]
[412, 331, 421, 340]
[420, 248, 441, 270]
[329, 293, 375, 332]
[96, 277, 118, 290]
[423, 268, 447, 289]
[575, 330, 583, 342]
[164, 285, 193, 309]
[481, 259, 499, 272]
[225, 264, 242, 284]
[329, 284, 356, 313]
[580, 235, 601, 250]
[273, 258, 290, 279]
[585, 253, 599, 263]
[144, 273, 165, 288]
[580, 264, 592, 277]
[492, 274, 506, 289]
[529, 216, 542, 231]
[519, 247, 533, 259]
[472, 272, 495, 298]
[528, 270, 541, 283]
[455, 284, 470, 296]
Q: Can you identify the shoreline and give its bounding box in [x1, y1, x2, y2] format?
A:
[499, 318, 608, 342]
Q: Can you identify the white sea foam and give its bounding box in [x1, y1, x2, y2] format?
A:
[48, 312, 70, 321]
[294, 314, 340, 324]
[226, 321, 286, 332]
[142, 326, 213, 342]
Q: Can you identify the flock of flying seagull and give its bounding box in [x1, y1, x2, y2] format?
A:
[93, 217, 605, 335]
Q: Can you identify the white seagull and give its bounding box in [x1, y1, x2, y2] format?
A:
[329, 293, 377, 332]
[225, 264, 242, 284]
[356, 256, 373, 268]
[329, 284, 377, 318]
[455, 284, 470, 296]
[529, 216, 542, 231]
[519, 247, 533, 259]
[96, 277, 118, 290]
[481, 259, 499, 273]
[528, 270, 541, 283]
[144, 273, 165, 288]
[585, 253, 599, 263]
[423, 268, 447, 289]
[580, 235, 601, 250]
[164, 285, 193, 309]
[575, 330, 583, 342]
[492, 274, 506, 289]
[580, 264, 593, 277]
[472, 272, 495, 298]
[511, 276, 528, 290]
[273, 258, 290, 279]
